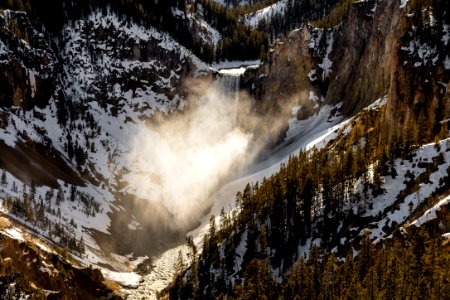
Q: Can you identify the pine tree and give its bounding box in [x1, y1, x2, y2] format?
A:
[259, 225, 268, 258]
[1, 169, 7, 187]
[11, 181, 17, 193]
[173, 250, 186, 280]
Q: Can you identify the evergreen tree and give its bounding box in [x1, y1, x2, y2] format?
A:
[1, 169, 6, 187]
[173, 250, 186, 280]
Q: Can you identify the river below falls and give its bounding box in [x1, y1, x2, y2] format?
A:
[124, 245, 192, 299]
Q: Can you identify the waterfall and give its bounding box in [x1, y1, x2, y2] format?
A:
[216, 73, 240, 100]
[215, 70, 242, 123]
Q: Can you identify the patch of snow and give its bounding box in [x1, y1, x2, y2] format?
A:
[210, 0, 253, 7]
[400, 0, 409, 9]
[297, 238, 321, 259]
[309, 91, 319, 102]
[218, 67, 247, 76]
[442, 233, 450, 239]
[401, 40, 438, 67]
[102, 269, 141, 288]
[0, 112, 18, 147]
[318, 32, 334, 79]
[211, 60, 260, 70]
[196, 18, 222, 46]
[443, 24, 450, 46]
[286, 103, 344, 142]
[171, 7, 185, 18]
[234, 229, 248, 273]
[0, 40, 9, 55]
[28, 69, 36, 98]
[35, 242, 53, 253]
[365, 96, 387, 110]
[307, 69, 317, 82]
[444, 56, 450, 70]
[291, 105, 302, 116]
[128, 218, 142, 231]
[39, 262, 57, 277]
[429, 13, 436, 27]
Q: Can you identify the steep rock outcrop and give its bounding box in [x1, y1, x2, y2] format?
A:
[244, 0, 403, 121]
[326, 0, 402, 115]
[0, 10, 58, 110]
[387, 1, 450, 140]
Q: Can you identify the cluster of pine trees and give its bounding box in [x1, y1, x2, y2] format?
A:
[230, 230, 450, 300]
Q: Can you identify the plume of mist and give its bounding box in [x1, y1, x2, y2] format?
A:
[125, 77, 256, 227]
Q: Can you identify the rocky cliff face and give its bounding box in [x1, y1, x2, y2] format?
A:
[0, 10, 58, 110]
[325, 0, 402, 115]
[387, 0, 450, 140]
[243, 0, 403, 124]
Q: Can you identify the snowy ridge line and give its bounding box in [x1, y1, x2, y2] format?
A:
[245, 0, 288, 28]
[409, 194, 450, 227]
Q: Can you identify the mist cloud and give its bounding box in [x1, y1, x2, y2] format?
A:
[124, 76, 255, 227]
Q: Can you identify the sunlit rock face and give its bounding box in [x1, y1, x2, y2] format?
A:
[243, 1, 403, 120]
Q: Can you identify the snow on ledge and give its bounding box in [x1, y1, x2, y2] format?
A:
[2, 227, 25, 242]
[400, 0, 409, 9]
[365, 96, 387, 110]
[218, 67, 247, 76]
[101, 269, 141, 288]
[211, 60, 260, 70]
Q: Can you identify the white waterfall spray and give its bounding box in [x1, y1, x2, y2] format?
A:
[125, 69, 251, 227]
